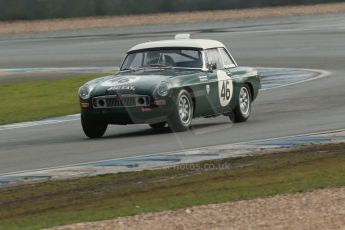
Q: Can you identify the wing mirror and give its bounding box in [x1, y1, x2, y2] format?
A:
[208, 63, 217, 71]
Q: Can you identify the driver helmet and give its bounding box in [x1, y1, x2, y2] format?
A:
[146, 51, 160, 65]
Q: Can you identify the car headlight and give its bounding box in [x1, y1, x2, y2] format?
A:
[79, 84, 96, 100]
[156, 81, 170, 97]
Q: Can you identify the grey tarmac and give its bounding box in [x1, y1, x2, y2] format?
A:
[0, 13, 345, 175]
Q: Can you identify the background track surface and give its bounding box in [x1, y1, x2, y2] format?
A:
[0, 13, 344, 174]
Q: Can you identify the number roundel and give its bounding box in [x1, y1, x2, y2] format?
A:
[101, 76, 141, 87]
[217, 70, 233, 107]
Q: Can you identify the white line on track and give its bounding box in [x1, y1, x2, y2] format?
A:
[1, 128, 344, 177]
[0, 67, 331, 131]
[259, 68, 331, 91]
[0, 66, 116, 74]
[0, 26, 343, 44]
[0, 114, 80, 131]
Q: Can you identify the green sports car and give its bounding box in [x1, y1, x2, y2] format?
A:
[78, 34, 261, 138]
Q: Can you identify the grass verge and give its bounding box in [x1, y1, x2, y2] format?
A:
[0, 143, 345, 229]
[0, 76, 98, 125]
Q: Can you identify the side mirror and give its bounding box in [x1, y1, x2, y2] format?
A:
[208, 63, 217, 71]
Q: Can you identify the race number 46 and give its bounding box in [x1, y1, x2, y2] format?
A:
[217, 70, 233, 107]
[221, 80, 231, 100]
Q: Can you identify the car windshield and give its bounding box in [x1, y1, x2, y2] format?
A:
[121, 48, 203, 71]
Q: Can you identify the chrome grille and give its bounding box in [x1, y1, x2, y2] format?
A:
[93, 95, 150, 108]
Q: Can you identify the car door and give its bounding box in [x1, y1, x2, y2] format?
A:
[205, 48, 234, 114]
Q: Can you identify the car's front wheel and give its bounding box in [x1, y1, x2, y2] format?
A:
[230, 85, 252, 123]
[81, 114, 108, 138]
[168, 89, 193, 132]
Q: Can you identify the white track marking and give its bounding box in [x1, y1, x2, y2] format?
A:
[0, 26, 343, 45]
[0, 114, 80, 131]
[1, 128, 344, 177]
[0, 67, 330, 131]
[0, 66, 116, 74]
[260, 68, 331, 91]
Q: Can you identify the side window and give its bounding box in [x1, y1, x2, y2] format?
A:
[219, 48, 235, 68]
[206, 48, 224, 69]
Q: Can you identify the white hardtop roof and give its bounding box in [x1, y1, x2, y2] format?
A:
[128, 38, 226, 52]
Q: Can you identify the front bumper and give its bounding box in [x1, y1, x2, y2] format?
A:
[80, 99, 172, 125]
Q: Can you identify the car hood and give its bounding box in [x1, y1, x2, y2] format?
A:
[90, 69, 199, 97]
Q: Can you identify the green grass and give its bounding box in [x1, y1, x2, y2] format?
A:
[1, 143, 345, 229]
[0, 76, 99, 125]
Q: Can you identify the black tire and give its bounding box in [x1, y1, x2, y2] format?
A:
[168, 89, 193, 132]
[149, 122, 167, 129]
[231, 85, 252, 123]
[81, 114, 108, 138]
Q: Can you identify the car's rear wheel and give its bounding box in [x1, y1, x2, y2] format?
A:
[168, 89, 193, 132]
[81, 114, 108, 138]
[149, 122, 167, 129]
[230, 85, 252, 123]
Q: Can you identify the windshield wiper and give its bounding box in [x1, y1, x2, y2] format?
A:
[121, 65, 174, 72]
[149, 64, 173, 68]
[120, 67, 142, 72]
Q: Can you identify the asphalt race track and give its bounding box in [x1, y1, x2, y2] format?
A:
[0, 13, 345, 175]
